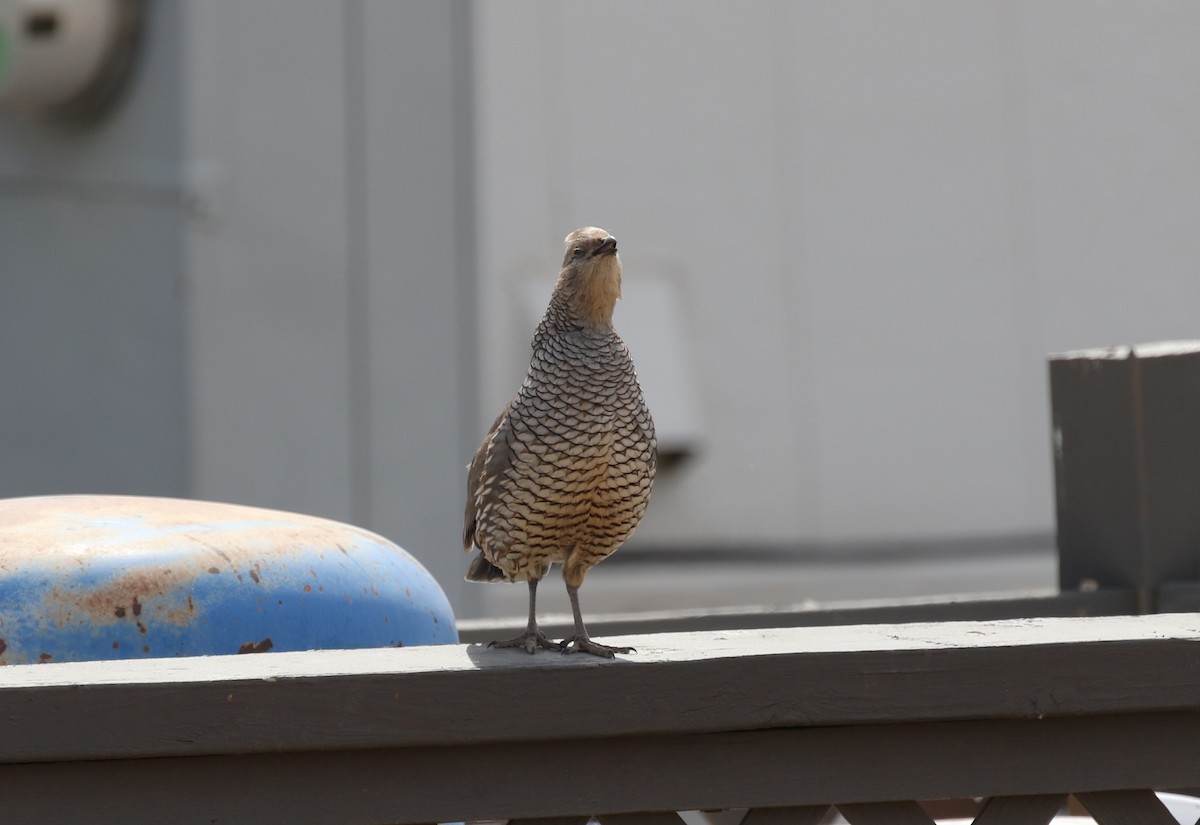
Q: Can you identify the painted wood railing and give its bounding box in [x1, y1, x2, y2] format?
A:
[3, 612, 1198, 824]
[4, 345, 1200, 823]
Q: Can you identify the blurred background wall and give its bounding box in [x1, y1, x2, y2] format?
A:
[2, 1, 1198, 617]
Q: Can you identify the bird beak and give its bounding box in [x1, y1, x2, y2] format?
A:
[596, 237, 618, 256]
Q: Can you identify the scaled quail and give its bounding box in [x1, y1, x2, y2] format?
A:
[463, 227, 656, 658]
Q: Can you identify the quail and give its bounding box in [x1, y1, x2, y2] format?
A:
[464, 227, 656, 657]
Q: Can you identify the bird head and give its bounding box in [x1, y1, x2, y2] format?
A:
[557, 226, 622, 327]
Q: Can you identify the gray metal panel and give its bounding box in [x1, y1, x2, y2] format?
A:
[354, 0, 475, 611]
[0, 193, 187, 497]
[180, 2, 476, 612]
[181, 0, 354, 521]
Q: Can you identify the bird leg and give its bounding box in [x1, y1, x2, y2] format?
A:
[488, 578, 558, 654]
[559, 583, 635, 658]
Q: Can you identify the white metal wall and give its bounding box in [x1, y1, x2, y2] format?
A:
[472, 1, 1200, 547]
[4, 1, 1199, 619]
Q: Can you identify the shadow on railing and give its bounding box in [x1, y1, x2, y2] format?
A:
[456, 587, 1137, 644]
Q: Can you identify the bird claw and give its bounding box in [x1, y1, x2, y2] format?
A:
[557, 635, 636, 658]
[487, 630, 560, 654]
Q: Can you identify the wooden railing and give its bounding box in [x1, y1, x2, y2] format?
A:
[4, 346, 1200, 823]
[2, 612, 1199, 824]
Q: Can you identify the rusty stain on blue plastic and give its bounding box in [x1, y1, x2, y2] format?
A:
[0, 495, 457, 664]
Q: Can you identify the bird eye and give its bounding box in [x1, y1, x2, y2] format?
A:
[572, 246, 585, 258]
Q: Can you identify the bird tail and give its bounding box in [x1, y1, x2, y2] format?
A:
[466, 552, 508, 582]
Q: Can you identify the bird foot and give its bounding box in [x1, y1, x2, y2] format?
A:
[488, 630, 560, 654]
[558, 635, 636, 658]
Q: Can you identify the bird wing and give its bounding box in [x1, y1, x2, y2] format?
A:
[463, 404, 514, 551]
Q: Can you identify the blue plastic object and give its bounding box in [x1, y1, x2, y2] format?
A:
[0, 495, 457, 664]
